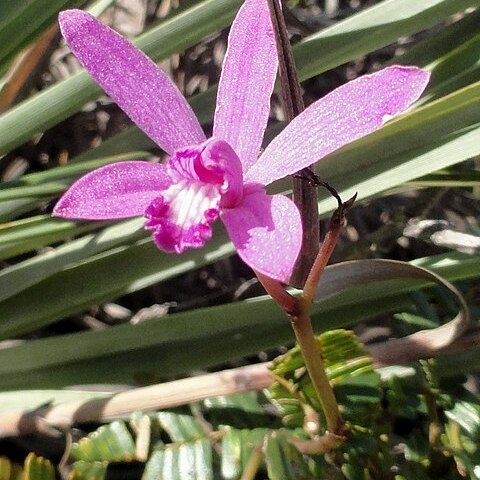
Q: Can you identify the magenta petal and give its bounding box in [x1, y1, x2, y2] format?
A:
[221, 187, 302, 283]
[53, 161, 171, 219]
[213, 0, 278, 173]
[59, 10, 205, 154]
[245, 66, 431, 185]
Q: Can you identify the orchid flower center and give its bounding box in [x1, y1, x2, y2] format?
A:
[145, 138, 244, 253]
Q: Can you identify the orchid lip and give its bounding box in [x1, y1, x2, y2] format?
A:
[144, 138, 244, 254]
[145, 186, 220, 254]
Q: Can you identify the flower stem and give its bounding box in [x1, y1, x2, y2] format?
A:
[255, 271, 299, 316]
[258, 196, 356, 440]
[297, 197, 357, 432]
[290, 299, 342, 434]
[266, 0, 319, 288]
[302, 196, 356, 305]
[265, 0, 358, 443]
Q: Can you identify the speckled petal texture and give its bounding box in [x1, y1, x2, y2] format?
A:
[221, 186, 302, 283]
[59, 10, 205, 155]
[53, 161, 171, 219]
[213, 0, 278, 173]
[245, 66, 430, 185]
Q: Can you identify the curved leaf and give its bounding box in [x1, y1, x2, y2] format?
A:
[0, 252, 476, 389]
[315, 258, 471, 364]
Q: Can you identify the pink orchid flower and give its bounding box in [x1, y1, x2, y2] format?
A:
[53, 1, 430, 283]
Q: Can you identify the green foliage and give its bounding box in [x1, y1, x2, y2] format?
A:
[68, 461, 107, 480]
[1, 328, 476, 479]
[220, 427, 269, 478]
[268, 331, 480, 480]
[52, 330, 377, 478]
[0, 454, 54, 480]
[269, 329, 381, 428]
[204, 392, 273, 429]
[0, 456, 21, 480]
[47, 329, 480, 479]
[71, 421, 136, 462]
[0, 0, 83, 67]
[0, 251, 476, 390]
[264, 433, 313, 480]
[23, 454, 56, 480]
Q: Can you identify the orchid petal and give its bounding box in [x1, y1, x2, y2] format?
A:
[221, 186, 302, 283]
[213, 0, 278, 173]
[53, 161, 171, 219]
[245, 66, 430, 185]
[59, 10, 205, 155]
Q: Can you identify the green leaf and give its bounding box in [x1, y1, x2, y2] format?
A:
[0, 457, 10, 479]
[71, 420, 136, 462]
[0, 152, 150, 202]
[264, 432, 311, 480]
[0, 0, 83, 67]
[418, 33, 480, 104]
[0, 0, 242, 157]
[397, 9, 480, 68]
[0, 216, 110, 261]
[269, 330, 381, 428]
[23, 453, 55, 480]
[0, 198, 44, 223]
[143, 412, 213, 480]
[294, 0, 480, 81]
[0, 251, 476, 389]
[0, 227, 232, 338]
[443, 415, 480, 479]
[404, 431, 430, 464]
[0, 217, 146, 305]
[66, 412, 215, 479]
[156, 412, 205, 442]
[385, 374, 424, 421]
[221, 427, 268, 480]
[404, 170, 480, 188]
[445, 394, 480, 440]
[142, 440, 213, 480]
[320, 330, 375, 380]
[203, 393, 272, 430]
[68, 461, 107, 480]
